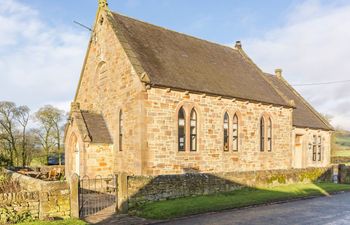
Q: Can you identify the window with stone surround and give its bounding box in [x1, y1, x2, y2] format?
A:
[317, 135, 322, 161]
[190, 108, 197, 151]
[267, 117, 272, 151]
[232, 114, 239, 151]
[312, 135, 317, 161]
[178, 107, 186, 151]
[223, 112, 229, 151]
[119, 110, 123, 151]
[260, 117, 265, 151]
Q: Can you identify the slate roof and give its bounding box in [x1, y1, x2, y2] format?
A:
[110, 12, 290, 107]
[265, 74, 333, 130]
[81, 112, 113, 144]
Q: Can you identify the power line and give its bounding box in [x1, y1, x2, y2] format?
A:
[292, 79, 350, 86]
[73, 21, 92, 31]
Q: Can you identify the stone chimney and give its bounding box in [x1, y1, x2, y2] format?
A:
[275, 68, 282, 79]
[235, 41, 242, 50]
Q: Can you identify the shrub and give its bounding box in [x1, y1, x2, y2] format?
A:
[0, 207, 34, 224]
[0, 171, 21, 193]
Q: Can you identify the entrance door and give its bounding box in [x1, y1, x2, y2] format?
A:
[294, 135, 303, 168]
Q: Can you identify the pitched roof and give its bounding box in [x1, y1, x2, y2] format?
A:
[110, 12, 290, 107]
[81, 112, 113, 144]
[265, 74, 333, 130]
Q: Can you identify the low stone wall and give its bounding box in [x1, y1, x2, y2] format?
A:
[339, 164, 350, 184]
[2, 169, 70, 220]
[126, 167, 333, 208]
[0, 192, 40, 223]
[332, 157, 350, 164]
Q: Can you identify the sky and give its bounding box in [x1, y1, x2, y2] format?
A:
[0, 0, 349, 130]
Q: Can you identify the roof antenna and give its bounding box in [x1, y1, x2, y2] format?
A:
[73, 21, 92, 32]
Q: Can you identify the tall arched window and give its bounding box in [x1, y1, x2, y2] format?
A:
[178, 107, 186, 151]
[190, 109, 197, 151]
[119, 110, 123, 151]
[267, 118, 272, 151]
[317, 135, 322, 161]
[260, 117, 265, 151]
[223, 112, 229, 151]
[232, 114, 239, 151]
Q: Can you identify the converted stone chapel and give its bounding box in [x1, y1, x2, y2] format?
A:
[64, 1, 333, 178]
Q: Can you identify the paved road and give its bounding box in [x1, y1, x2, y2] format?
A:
[159, 192, 350, 225]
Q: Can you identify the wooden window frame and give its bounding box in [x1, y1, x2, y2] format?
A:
[223, 112, 229, 151]
[190, 108, 197, 151]
[119, 110, 123, 151]
[178, 107, 186, 151]
[260, 117, 265, 152]
[232, 114, 239, 151]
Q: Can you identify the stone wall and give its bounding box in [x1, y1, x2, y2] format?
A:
[143, 87, 293, 175]
[126, 167, 333, 208]
[292, 128, 331, 169]
[332, 157, 350, 164]
[339, 164, 350, 184]
[4, 170, 70, 220]
[66, 9, 147, 177]
[0, 192, 40, 223]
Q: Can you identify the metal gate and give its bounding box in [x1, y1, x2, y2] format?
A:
[79, 175, 117, 218]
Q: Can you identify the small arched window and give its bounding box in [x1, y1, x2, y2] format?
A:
[260, 117, 265, 152]
[223, 112, 229, 151]
[178, 107, 186, 151]
[267, 118, 272, 151]
[119, 110, 123, 151]
[190, 109, 197, 151]
[232, 114, 239, 151]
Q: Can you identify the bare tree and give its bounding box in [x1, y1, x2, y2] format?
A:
[0, 102, 18, 166]
[34, 105, 65, 165]
[15, 106, 30, 167]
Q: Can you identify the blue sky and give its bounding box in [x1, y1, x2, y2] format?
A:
[26, 0, 292, 41]
[1, 0, 350, 129]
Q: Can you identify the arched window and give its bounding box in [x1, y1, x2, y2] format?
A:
[190, 109, 197, 151]
[267, 118, 272, 151]
[312, 135, 317, 161]
[232, 114, 239, 151]
[178, 107, 186, 151]
[260, 117, 265, 151]
[119, 110, 123, 151]
[223, 112, 229, 151]
[317, 136, 322, 161]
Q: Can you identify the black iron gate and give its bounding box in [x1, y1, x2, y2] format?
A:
[79, 175, 117, 218]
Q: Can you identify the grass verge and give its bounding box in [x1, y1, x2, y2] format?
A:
[134, 182, 350, 220]
[16, 219, 88, 225]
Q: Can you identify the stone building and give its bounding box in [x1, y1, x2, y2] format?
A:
[64, 1, 333, 178]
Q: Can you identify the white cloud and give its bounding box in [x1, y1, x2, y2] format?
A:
[0, 0, 88, 113]
[244, 0, 350, 130]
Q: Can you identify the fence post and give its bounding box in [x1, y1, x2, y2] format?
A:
[117, 172, 128, 214]
[70, 174, 80, 218]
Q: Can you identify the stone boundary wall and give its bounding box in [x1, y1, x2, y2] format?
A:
[2, 169, 70, 220]
[126, 167, 333, 208]
[332, 157, 350, 164]
[339, 164, 350, 184]
[0, 192, 40, 222]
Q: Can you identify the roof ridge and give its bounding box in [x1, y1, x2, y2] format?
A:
[110, 11, 238, 53]
[272, 75, 333, 130]
[234, 48, 293, 107]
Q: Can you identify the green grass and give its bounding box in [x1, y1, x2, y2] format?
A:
[15, 219, 87, 225]
[332, 131, 350, 157]
[134, 183, 350, 220]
